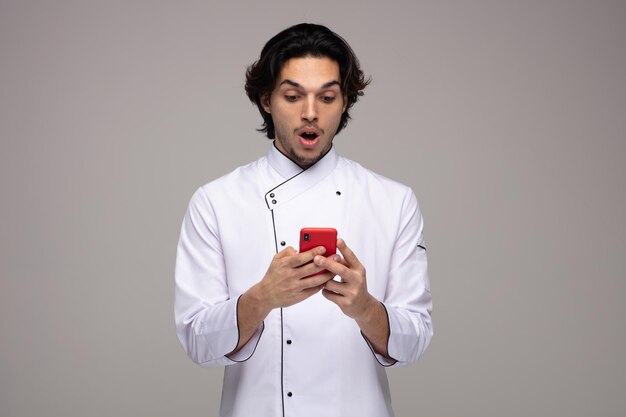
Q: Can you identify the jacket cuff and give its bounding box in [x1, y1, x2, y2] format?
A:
[360, 302, 398, 367]
[360, 332, 398, 367]
[226, 322, 265, 362]
[225, 294, 265, 363]
[384, 301, 432, 366]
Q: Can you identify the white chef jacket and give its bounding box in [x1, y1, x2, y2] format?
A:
[175, 144, 433, 417]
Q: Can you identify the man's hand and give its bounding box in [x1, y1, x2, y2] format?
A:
[228, 246, 337, 357]
[314, 238, 393, 359]
[249, 245, 338, 312]
[314, 239, 376, 320]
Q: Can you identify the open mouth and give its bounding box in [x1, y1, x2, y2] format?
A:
[300, 131, 319, 141]
[297, 127, 321, 148]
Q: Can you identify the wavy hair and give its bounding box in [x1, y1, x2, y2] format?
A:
[245, 23, 370, 139]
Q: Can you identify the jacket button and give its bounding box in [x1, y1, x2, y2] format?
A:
[270, 193, 275, 198]
[286, 339, 292, 344]
[287, 392, 293, 397]
[280, 241, 286, 246]
[336, 191, 341, 195]
[272, 199, 277, 204]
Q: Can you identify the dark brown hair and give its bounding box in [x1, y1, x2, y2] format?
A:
[245, 23, 370, 139]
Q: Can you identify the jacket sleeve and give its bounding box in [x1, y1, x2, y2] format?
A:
[374, 187, 433, 367]
[174, 187, 263, 367]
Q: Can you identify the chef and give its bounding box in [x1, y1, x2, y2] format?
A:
[175, 23, 433, 417]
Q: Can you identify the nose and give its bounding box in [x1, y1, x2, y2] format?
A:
[301, 96, 318, 122]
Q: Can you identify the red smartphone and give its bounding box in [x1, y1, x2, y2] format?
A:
[299, 227, 337, 276]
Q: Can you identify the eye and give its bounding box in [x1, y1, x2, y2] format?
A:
[284, 95, 299, 102]
[321, 96, 336, 103]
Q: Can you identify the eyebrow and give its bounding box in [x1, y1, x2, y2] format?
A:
[278, 79, 341, 89]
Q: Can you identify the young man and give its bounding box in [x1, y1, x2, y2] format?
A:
[175, 23, 433, 417]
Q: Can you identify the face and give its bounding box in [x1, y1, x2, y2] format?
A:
[262, 56, 347, 169]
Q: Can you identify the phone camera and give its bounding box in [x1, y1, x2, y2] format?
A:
[303, 233, 310, 242]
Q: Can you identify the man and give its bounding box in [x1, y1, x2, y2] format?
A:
[175, 23, 432, 417]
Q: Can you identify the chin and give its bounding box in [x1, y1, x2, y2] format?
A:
[292, 152, 321, 168]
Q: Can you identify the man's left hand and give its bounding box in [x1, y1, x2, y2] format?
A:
[314, 238, 393, 359]
[314, 238, 377, 320]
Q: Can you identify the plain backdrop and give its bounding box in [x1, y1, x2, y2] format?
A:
[1, 1, 625, 416]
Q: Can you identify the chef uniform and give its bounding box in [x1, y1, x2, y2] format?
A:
[175, 144, 433, 417]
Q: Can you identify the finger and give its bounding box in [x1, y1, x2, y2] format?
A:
[295, 261, 327, 279]
[300, 284, 325, 298]
[337, 239, 363, 269]
[313, 254, 350, 278]
[298, 271, 335, 289]
[304, 282, 334, 301]
[314, 254, 341, 267]
[322, 288, 344, 305]
[323, 279, 345, 295]
[289, 246, 327, 268]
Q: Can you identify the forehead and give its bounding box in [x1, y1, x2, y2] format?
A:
[276, 56, 341, 88]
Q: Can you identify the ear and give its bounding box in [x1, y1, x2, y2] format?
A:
[261, 94, 271, 114]
[342, 95, 348, 113]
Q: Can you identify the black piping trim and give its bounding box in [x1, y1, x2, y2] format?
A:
[417, 244, 427, 251]
[360, 302, 398, 367]
[273, 211, 285, 416]
[271, 211, 278, 253]
[268, 200, 285, 416]
[264, 143, 334, 210]
[280, 308, 285, 417]
[226, 295, 266, 363]
[264, 169, 306, 210]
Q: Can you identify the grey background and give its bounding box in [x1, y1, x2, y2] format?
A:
[1, 0, 625, 416]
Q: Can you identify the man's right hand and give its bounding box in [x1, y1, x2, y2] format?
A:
[250, 245, 337, 311]
[228, 246, 336, 357]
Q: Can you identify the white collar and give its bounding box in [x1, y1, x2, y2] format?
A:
[267, 142, 304, 179]
[264, 142, 339, 210]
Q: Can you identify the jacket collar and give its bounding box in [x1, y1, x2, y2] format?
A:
[265, 142, 338, 210]
[267, 142, 304, 179]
